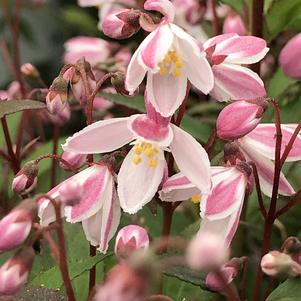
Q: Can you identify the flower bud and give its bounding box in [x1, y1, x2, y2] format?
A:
[102, 9, 141, 40]
[223, 12, 246, 35]
[58, 179, 83, 206]
[0, 247, 35, 295]
[47, 102, 71, 126]
[60, 150, 87, 171]
[279, 33, 301, 79]
[111, 71, 128, 95]
[20, 63, 40, 78]
[217, 99, 268, 141]
[12, 160, 39, 194]
[115, 225, 149, 258]
[186, 232, 229, 271]
[261, 251, 301, 277]
[46, 75, 68, 114]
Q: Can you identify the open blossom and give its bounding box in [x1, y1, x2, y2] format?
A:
[203, 33, 269, 101]
[125, 0, 214, 117]
[236, 124, 301, 197]
[39, 164, 120, 253]
[63, 94, 211, 214]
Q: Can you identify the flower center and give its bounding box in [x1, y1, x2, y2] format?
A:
[158, 50, 183, 77]
[132, 141, 160, 168]
[191, 194, 201, 203]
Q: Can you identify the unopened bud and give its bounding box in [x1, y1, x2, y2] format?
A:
[115, 225, 149, 258]
[46, 75, 68, 114]
[12, 160, 39, 194]
[102, 9, 141, 40]
[186, 232, 229, 271]
[60, 151, 87, 171]
[21, 63, 40, 78]
[58, 179, 83, 206]
[47, 102, 71, 126]
[0, 247, 35, 295]
[223, 12, 246, 35]
[217, 99, 267, 141]
[261, 251, 301, 277]
[111, 71, 128, 95]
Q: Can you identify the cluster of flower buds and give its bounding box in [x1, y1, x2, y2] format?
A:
[12, 160, 39, 195]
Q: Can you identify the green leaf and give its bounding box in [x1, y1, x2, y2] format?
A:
[219, 0, 245, 14]
[0, 100, 45, 119]
[267, 278, 301, 301]
[181, 220, 200, 239]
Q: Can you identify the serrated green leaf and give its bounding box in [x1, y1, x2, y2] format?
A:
[0, 100, 45, 119]
[267, 278, 301, 301]
[181, 220, 200, 239]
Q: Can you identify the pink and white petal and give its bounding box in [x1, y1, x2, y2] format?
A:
[159, 172, 201, 202]
[63, 117, 134, 154]
[82, 211, 103, 247]
[170, 125, 211, 193]
[118, 148, 165, 214]
[146, 72, 187, 117]
[242, 148, 295, 197]
[78, 0, 103, 7]
[144, 0, 175, 23]
[65, 166, 112, 223]
[225, 202, 243, 247]
[239, 124, 301, 162]
[210, 64, 266, 102]
[213, 35, 269, 64]
[203, 33, 237, 49]
[38, 199, 57, 227]
[140, 24, 174, 69]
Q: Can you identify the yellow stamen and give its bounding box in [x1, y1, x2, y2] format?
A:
[191, 194, 201, 204]
[172, 68, 182, 77]
[159, 50, 183, 78]
[132, 156, 142, 165]
[144, 147, 154, 157]
[149, 159, 158, 168]
[134, 145, 143, 155]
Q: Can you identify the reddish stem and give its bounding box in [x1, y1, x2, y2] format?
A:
[175, 82, 191, 126]
[205, 129, 217, 159]
[276, 189, 301, 218]
[210, 0, 220, 36]
[89, 245, 97, 292]
[51, 126, 60, 188]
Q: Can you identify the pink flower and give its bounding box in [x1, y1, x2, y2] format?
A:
[236, 124, 301, 196]
[58, 179, 83, 206]
[38, 164, 120, 253]
[63, 95, 211, 214]
[115, 225, 149, 257]
[47, 102, 71, 126]
[223, 12, 246, 36]
[216, 98, 267, 140]
[279, 33, 301, 79]
[125, 0, 214, 117]
[60, 150, 87, 171]
[64, 36, 111, 66]
[0, 209, 32, 252]
[204, 33, 269, 101]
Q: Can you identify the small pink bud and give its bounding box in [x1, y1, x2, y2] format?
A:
[46, 75, 68, 114]
[223, 12, 246, 35]
[20, 63, 40, 78]
[58, 179, 83, 206]
[12, 160, 39, 194]
[279, 33, 301, 79]
[0, 247, 35, 295]
[115, 225, 149, 257]
[0, 209, 32, 252]
[102, 9, 141, 40]
[217, 99, 268, 141]
[186, 232, 229, 271]
[261, 251, 301, 277]
[47, 102, 71, 126]
[60, 151, 87, 171]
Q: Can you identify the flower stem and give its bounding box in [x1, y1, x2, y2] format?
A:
[51, 125, 60, 188]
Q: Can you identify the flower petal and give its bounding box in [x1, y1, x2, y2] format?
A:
[118, 147, 165, 214]
[210, 64, 266, 101]
[144, 0, 175, 22]
[170, 125, 211, 193]
[146, 71, 187, 117]
[63, 117, 133, 154]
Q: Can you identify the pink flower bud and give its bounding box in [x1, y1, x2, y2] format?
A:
[0, 209, 32, 252]
[60, 151, 87, 171]
[20, 63, 40, 78]
[47, 102, 71, 126]
[279, 33, 301, 79]
[186, 232, 229, 271]
[102, 9, 141, 40]
[12, 160, 39, 194]
[115, 225, 149, 257]
[216, 99, 268, 140]
[58, 179, 83, 206]
[0, 247, 35, 295]
[223, 12, 246, 35]
[46, 76, 68, 114]
[261, 251, 301, 277]
[111, 72, 128, 96]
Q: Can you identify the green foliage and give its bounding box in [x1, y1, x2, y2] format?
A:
[267, 279, 301, 301]
[219, 0, 245, 14]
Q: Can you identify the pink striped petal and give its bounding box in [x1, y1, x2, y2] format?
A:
[239, 124, 301, 162]
[146, 71, 187, 117]
[210, 64, 266, 101]
[144, 0, 175, 22]
[63, 117, 134, 154]
[118, 147, 165, 214]
[170, 125, 211, 193]
[204, 33, 237, 49]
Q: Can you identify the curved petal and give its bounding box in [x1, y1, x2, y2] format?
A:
[210, 64, 266, 102]
[144, 0, 175, 22]
[170, 125, 211, 193]
[63, 117, 134, 154]
[203, 33, 237, 49]
[146, 71, 187, 117]
[118, 147, 165, 214]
